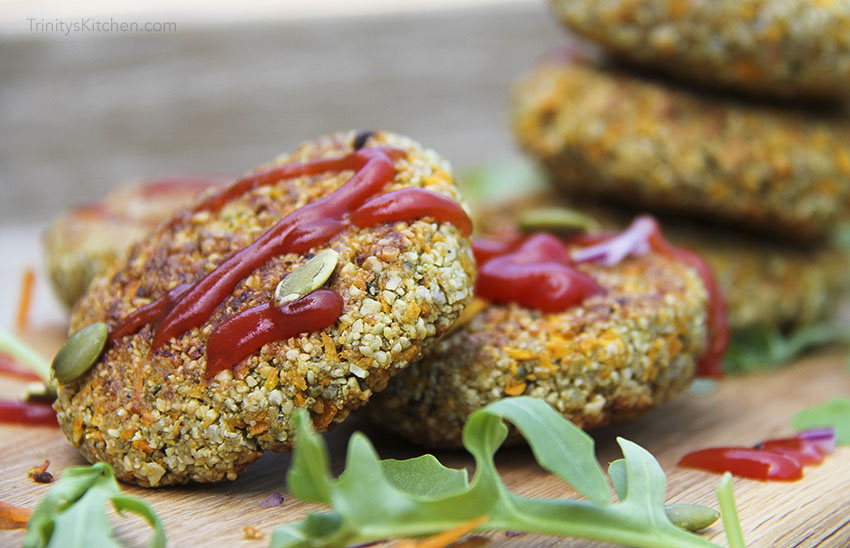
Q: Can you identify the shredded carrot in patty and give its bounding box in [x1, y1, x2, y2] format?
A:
[15, 267, 35, 333]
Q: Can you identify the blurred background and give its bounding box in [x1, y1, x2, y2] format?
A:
[0, 0, 562, 327]
[1, 0, 561, 224]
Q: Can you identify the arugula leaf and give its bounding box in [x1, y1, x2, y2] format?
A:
[723, 323, 850, 374]
[609, 459, 719, 533]
[381, 455, 468, 498]
[483, 397, 610, 504]
[23, 462, 165, 548]
[793, 397, 850, 445]
[0, 328, 51, 384]
[716, 473, 745, 548]
[456, 160, 547, 209]
[271, 396, 743, 548]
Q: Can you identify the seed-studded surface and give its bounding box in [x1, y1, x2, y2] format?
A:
[512, 54, 850, 241]
[56, 131, 476, 486]
[550, 0, 850, 99]
[478, 193, 850, 332]
[43, 179, 222, 308]
[369, 249, 707, 448]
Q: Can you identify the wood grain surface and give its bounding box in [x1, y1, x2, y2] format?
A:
[1, 324, 848, 548]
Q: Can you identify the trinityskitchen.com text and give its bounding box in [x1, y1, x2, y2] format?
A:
[27, 18, 177, 35]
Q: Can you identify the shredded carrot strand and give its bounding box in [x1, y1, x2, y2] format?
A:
[15, 267, 35, 333]
[398, 515, 489, 548]
[0, 501, 32, 530]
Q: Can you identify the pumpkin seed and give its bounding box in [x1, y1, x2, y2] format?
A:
[22, 382, 56, 402]
[275, 249, 339, 305]
[51, 322, 108, 384]
[665, 503, 721, 532]
[517, 207, 600, 234]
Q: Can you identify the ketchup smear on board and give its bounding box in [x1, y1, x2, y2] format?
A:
[0, 352, 42, 382]
[472, 215, 728, 378]
[0, 401, 57, 427]
[679, 428, 836, 481]
[109, 145, 471, 378]
[0, 354, 58, 427]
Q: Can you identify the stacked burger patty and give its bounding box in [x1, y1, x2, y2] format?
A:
[512, 0, 850, 334]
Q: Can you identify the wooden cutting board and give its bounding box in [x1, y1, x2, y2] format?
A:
[1, 325, 849, 548]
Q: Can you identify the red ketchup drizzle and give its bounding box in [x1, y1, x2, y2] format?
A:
[186, 148, 403, 218]
[471, 235, 521, 265]
[678, 428, 835, 481]
[149, 147, 397, 352]
[205, 290, 343, 379]
[0, 401, 58, 427]
[108, 146, 472, 377]
[351, 188, 472, 236]
[0, 353, 42, 382]
[108, 283, 191, 344]
[678, 448, 803, 481]
[573, 216, 728, 378]
[472, 233, 603, 313]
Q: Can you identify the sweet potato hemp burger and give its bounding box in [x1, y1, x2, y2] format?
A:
[53, 130, 476, 486]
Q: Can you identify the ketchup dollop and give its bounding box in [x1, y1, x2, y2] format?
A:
[109, 145, 471, 378]
[473, 233, 602, 312]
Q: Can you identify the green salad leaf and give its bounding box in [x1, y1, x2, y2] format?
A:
[723, 323, 850, 374]
[0, 328, 52, 384]
[271, 396, 743, 548]
[793, 397, 850, 445]
[716, 473, 746, 548]
[609, 459, 719, 533]
[457, 160, 547, 209]
[24, 462, 165, 548]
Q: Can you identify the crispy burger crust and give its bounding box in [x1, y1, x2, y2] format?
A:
[56, 131, 475, 486]
[550, 0, 850, 98]
[512, 53, 850, 240]
[477, 193, 850, 332]
[369, 250, 708, 448]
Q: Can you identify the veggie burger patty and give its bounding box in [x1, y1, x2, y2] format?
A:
[477, 194, 850, 332]
[43, 176, 224, 308]
[550, 0, 850, 99]
[369, 223, 711, 448]
[512, 51, 850, 240]
[55, 130, 475, 486]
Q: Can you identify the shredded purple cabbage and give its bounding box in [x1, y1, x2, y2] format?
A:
[258, 491, 286, 508]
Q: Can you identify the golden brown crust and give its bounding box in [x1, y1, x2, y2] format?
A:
[550, 0, 850, 98]
[55, 131, 475, 486]
[369, 249, 708, 448]
[42, 178, 221, 308]
[512, 53, 850, 240]
[477, 193, 850, 332]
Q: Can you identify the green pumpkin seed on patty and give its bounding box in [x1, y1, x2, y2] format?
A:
[517, 207, 600, 234]
[52, 322, 107, 384]
[274, 248, 339, 305]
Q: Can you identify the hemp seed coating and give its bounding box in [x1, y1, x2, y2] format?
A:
[550, 0, 850, 99]
[56, 131, 475, 486]
[512, 53, 850, 240]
